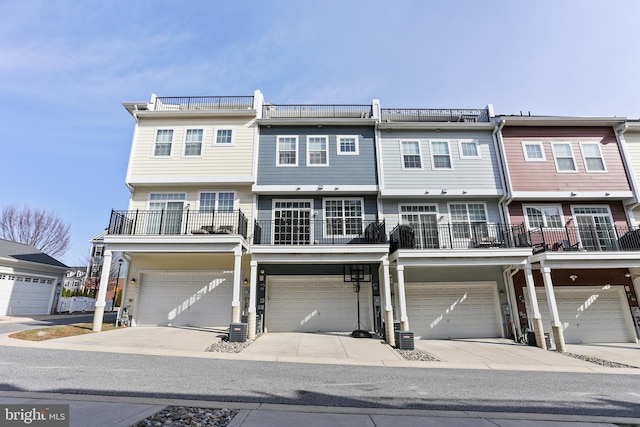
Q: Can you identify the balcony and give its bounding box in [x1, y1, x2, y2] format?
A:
[518, 225, 640, 253]
[262, 104, 373, 119]
[153, 96, 254, 111]
[253, 219, 386, 245]
[108, 209, 248, 238]
[381, 108, 490, 123]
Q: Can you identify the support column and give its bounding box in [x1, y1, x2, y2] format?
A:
[231, 247, 242, 323]
[92, 250, 113, 332]
[382, 257, 395, 347]
[541, 264, 566, 352]
[524, 261, 546, 350]
[247, 261, 258, 340]
[397, 265, 409, 331]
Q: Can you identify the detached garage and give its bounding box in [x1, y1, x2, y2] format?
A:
[136, 271, 233, 326]
[405, 282, 502, 339]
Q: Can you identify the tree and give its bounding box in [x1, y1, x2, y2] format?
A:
[0, 205, 71, 258]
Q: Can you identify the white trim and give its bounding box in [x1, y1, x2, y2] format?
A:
[152, 128, 174, 157]
[306, 135, 329, 167]
[397, 203, 439, 216]
[521, 141, 546, 161]
[429, 140, 454, 170]
[458, 139, 481, 160]
[182, 128, 204, 157]
[522, 204, 565, 230]
[579, 141, 607, 173]
[196, 190, 238, 211]
[253, 184, 379, 194]
[551, 142, 578, 173]
[400, 140, 423, 170]
[380, 188, 504, 197]
[510, 190, 633, 199]
[322, 197, 365, 238]
[213, 127, 235, 145]
[336, 135, 360, 156]
[276, 135, 299, 167]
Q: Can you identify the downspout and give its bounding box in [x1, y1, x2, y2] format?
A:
[615, 123, 640, 226]
[502, 265, 521, 339]
[372, 99, 385, 221]
[492, 119, 512, 225]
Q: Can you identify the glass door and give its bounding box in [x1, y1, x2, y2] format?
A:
[574, 207, 617, 251]
[273, 201, 312, 245]
[147, 194, 185, 235]
[400, 205, 439, 249]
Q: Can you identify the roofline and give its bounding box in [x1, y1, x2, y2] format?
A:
[497, 115, 627, 127]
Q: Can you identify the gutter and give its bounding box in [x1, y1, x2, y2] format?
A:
[492, 119, 512, 224]
[615, 123, 640, 226]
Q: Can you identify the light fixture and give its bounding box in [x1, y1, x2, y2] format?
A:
[441, 189, 448, 194]
[318, 124, 323, 128]
[317, 185, 323, 190]
[295, 186, 301, 190]
[462, 190, 467, 194]
[625, 273, 632, 278]
[424, 190, 429, 194]
[570, 191, 577, 196]
[605, 192, 610, 196]
[260, 269, 265, 274]
[569, 275, 578, 281]
[243, 278, 248, 285]
[334, 186, 339, 190]
[130, 278, 137, 286]
[518, 295, 525, 302]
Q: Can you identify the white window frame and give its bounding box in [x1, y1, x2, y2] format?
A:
[322, 198, 364, 238]
[183, 128, 204, 157]
[400, 140, 423, 170]
[196, 191, 237, 212]
[276, 136, 299, 167]
[551, 142, 578, 173]
[458, 140, 481, 159]
[430, 140, 453, 170]
[153, 129, 174, 157]
[306, 135, 329, 167]
[579, 142, 607, 173]
[337, 135, 359, 156]
[522, 204, 565, 230]
[521, 141, 546, 161]
[214, 127, 235, 145]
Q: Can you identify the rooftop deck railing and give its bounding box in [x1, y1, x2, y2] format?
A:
[262, 104, 373, 119]
[253, 219, 386, 245]
[153, 96, 254, 111]
[381, 108, 490, 123]
[108, 209, 248, 238]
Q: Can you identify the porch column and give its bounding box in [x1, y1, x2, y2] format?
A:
[541, 264, 566, 352]
[247, 261, 258, 340]
[381, 256, 395, 346]
[397, 265, 409, 331]
[231, 246, 242, 323]
[92, 250, 112, 332]
[524, 261, 546, 350]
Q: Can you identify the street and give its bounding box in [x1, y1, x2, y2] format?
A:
[0, 346, 638, 418]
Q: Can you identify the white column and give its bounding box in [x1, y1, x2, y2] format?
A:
[247, 261, 258, 340]
[381, 256, 395, 346]
[541, 263, 566, 352]
[397, 265, 409, 331]
[231, 246, 242, 323]
[524, 261, 546, 350]
[92, 250, 112, 332]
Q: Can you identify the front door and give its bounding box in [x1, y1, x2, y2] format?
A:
[273, 201, 312, 245]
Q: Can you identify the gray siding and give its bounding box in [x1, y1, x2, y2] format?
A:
[257, 125, 377, 185]
[257, 195, 379, 222]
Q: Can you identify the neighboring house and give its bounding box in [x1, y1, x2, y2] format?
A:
[63, 267, 86, 292]
[497, 115, 640, 350]
[0, 239, 68, 315]
[377, 105, 532, 341]
[87, 230, 124, 303]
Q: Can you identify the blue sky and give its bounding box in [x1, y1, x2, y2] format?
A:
[1, 0, 639, 266]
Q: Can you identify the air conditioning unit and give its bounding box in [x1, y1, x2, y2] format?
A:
[228, 323, 247, 342]
[395, 331, 415, 350]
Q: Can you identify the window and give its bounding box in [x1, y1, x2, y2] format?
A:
[337, 136, 359, 155]
[184, 129, 203, 156]
[153, 129, 173, 156]
[92, 245, 104, 257]
[551, 142, 577, 172]
[400, 204, 439, 248]
[277, 136, 298, 166]
[307, 136, 329, 166]
[215, 128, 234, 145]
[521, 141, 546, 161]
[524, 206, 563, 229]
[324, 199, 363, 237]
[198, 192, 235, 212]
[580, 142, 606, 172]
[449, 203, 487, 239]
[458, 140, 480, 159]
[401, 141, 422, 169]
[430, 141, 452, 169]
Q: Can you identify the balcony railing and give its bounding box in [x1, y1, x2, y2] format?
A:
[390, 223, 526, 252]
[108, 209, 248, 238]
[519, 225, 640, 253]
[253, 219, 386, 245]
[262, 104, 373, 119]
[153, 96, 254, 111]
[381, 108, 490, 123]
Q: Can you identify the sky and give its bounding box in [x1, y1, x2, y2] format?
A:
[1, 0, 640, 266]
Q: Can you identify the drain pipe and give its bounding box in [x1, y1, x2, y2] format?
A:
[502, 265, 521, 339]
[492, 119, 513, 225]
[615, 123, 640, 226]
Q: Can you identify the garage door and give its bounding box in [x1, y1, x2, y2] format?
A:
[137, 271, 233, 326]
[525, 286, 633, 343]
[406, 283, 501, 339]
[267, 276, 372, 332]
[0, 274, 55, 315]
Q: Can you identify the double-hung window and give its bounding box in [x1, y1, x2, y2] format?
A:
[551, 142, 577, 172]
[449, 203, 488, 240]
[184, 129, 203, 156]
[524, 206, 563, 229]
[198, 192, 235, 212]
[430, 141, 452, 169]
[580, 142, 606, 172]
[522, 141, 546, 161]
[215, 128, 234, 145]
[337, 136, 359, 155]
[154, 129, 173, 156]
[401, 141, 422, 169]
[307, 136, 328, 166]
[277, 136, 298, 166]
[324, 199, 363, 237]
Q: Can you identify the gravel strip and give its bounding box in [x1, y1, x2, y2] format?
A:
[396, 349, 441, 362]
[559, 352, 639, 369]
[131, 406, 237, 427]
[206, 339, 254, 353]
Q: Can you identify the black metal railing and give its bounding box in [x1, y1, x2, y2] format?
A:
[153, 96, 254, 111]
[253, 219, 386, 245]
[381, 108, 490, 123]
[262, 104, 373, 119]
[518, 225, 640, 253]
[108, 209, 248, 238]
[390, 223, 526, 252]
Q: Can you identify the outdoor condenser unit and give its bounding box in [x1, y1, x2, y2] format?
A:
[229, 323, 247, 343]
[395, 331, 415, 350]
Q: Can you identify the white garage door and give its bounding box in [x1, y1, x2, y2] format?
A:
[0, 274, 55, 315]
[525, 286, 633, 343]
[406, 283, 501, 339]
[267, 276, 372, 332]
[137, 271, 233, 326]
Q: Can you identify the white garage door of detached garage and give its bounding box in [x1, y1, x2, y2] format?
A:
[267, 276, 372, 333]
[525, 286, 634, 344]
[0, 274, 55, 315]
[406, 283, 502, 339]
[137, 271, 233, 327]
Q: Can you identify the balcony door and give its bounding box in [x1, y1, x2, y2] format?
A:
[400, 205, 439, 249]
[148, 193, 186, 235]
[273, 200, 312, 245]
[573, 206, 617, 251]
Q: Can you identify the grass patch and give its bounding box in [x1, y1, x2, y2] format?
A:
[9, 322, 118, 341]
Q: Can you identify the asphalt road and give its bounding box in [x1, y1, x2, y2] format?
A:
[0, 313, 117, 334]
[0, 346, 639, 418]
